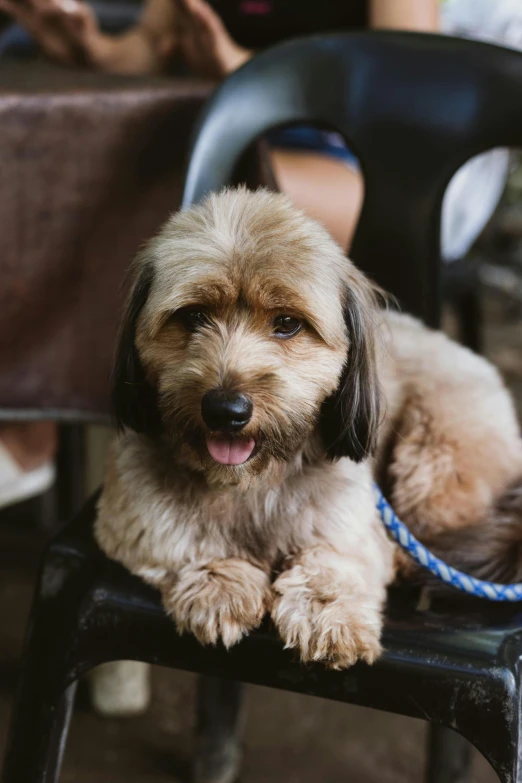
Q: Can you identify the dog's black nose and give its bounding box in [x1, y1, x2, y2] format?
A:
[201, 389, 253, 433]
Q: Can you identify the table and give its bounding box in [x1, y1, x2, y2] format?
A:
[0, 60, 211, 420]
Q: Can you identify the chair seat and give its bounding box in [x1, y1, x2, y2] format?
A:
[49, 492, 521, 774]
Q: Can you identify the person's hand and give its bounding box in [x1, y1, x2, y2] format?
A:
[0, 0, 110, 66]
[175, 0, 252, 79]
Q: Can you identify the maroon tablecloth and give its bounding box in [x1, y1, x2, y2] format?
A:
[0, 61, 212, 420]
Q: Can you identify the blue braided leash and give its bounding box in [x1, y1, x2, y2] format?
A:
[374, 485, 522, 601]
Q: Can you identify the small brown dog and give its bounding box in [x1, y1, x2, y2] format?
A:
[96, 188, 522, 669]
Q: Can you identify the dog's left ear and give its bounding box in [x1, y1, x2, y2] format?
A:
[320, 278, 381, 462]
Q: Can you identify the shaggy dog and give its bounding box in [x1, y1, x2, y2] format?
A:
[96, 187, 522, 670]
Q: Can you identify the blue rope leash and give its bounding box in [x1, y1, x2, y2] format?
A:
[374, 485, 522, 601]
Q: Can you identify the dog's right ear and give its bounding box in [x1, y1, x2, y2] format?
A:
[111, 263, 162, 435]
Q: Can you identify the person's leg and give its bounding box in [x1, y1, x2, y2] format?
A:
[269, 148, 365, 252]
[1, 422, 56, 471]
[0, 422, 57, 509]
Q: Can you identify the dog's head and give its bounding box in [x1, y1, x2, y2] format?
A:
[113, 188, 381, 485]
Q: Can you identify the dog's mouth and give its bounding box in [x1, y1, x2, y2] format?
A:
[205, 435, 256, 466]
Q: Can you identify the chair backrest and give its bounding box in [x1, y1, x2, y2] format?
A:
[182, 31, 522, 327]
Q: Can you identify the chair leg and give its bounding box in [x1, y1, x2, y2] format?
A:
[2, 515, 97, 783]
[426, 724, 472, 783]
[56, 423, 86, 522]
[40, 423, 86, 536]
[43, 683, 78, 783]
[453, 285, 482, 354]
[444, 259, 482, 354]
[2, 634, 77, 783]
[194, 676, 245, 783]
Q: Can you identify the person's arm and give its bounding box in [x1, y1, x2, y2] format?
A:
[93, 0, 177, 73]
[174, 0, 251, 79]
[370, 0, 439, 33]
[0, 0, 176, 73]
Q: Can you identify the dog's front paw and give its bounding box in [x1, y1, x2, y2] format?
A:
[163, 559, 271, 648]
[271, 567, 383, 669]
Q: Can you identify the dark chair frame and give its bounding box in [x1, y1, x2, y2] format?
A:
[4, 31, 522, 783]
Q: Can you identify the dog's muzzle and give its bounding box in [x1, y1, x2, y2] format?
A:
[201, 389, 255, 466]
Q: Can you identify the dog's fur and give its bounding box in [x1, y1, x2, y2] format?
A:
[96, 188, 522, 669]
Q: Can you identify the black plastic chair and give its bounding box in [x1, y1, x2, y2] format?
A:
[4, 31, 522, 783]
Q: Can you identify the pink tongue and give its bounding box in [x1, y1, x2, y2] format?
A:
[206, 436, 255, 465]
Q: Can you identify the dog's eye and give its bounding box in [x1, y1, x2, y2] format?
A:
[272, 315, 302, 339]
[178, 308, 209, 332]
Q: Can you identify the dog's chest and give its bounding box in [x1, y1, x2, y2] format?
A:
[116, 436, 343, 567]
[180, 483, 318, 565]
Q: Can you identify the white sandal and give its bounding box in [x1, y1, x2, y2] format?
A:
[0, 441, 55, 510]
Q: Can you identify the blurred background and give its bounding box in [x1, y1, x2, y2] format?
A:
[0, 0, 521, 780]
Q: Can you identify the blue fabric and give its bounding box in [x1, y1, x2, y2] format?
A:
[0, 24, 35, 56]
[266, 125, 359, 167]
